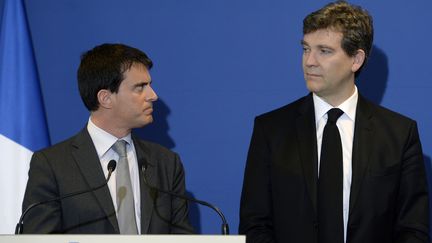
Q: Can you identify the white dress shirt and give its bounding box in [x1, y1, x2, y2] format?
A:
[313, 86, 358, 242]
[87, 118, 141, 233]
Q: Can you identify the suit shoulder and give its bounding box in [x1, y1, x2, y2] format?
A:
[135, 139, 175, 156]
[133, 138, 181, 167]
[365, 99, 416, 125]
[31, 128, 95, 164]
[33, 132, 80, 156]
[255, 95, 309, 123]
[358, 98, 420, 144]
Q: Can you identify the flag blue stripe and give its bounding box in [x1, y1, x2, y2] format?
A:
[0, 0, 50, 151]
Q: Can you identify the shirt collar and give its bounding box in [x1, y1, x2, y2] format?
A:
[313, 85, 358, 124]
[87, 117, 133, 158]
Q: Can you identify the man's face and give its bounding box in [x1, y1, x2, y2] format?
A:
[110, 63, 158, 130]
[302, 29, 360, 104]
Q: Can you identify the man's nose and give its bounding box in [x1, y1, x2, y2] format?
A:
[304, 51, 318, 66]
[146, 85, 158, 102]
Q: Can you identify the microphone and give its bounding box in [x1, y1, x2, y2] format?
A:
[140, 163, 229, 235]
[15, 160, 117, 234]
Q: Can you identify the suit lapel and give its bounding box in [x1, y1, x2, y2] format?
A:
[71, 128, 119, 233]
[295, 94, 319, 214]
[349, 95, 373, 212]
[133, 137, 155, 234]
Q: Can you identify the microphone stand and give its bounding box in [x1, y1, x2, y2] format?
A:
[15, 160, 117, 234]
[141, 164, 229, 235]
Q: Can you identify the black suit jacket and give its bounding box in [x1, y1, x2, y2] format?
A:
[239, 94, 429, 243]
[22, 128, 193, 234]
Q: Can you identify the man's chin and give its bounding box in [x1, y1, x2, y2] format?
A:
[133, 116, 154, 129]
[306, 83, 320, 93]
[143, 117, 154, 126]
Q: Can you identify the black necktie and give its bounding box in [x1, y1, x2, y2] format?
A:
[318, 108, 344, 243]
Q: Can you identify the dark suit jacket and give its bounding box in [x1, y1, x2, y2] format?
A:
[21, 128, 193, 234]
[239, 94, 429, 243]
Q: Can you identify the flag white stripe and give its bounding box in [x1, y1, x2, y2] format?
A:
[0, 134, 33, 234]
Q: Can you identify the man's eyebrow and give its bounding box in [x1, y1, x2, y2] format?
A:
[316, 44, 335, 50]
[134, 80, 152, 86]
[300, 40, 335, 50]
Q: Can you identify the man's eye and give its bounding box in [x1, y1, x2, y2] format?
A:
[320, 49, 332, 54]
[135, 84, 147, 91]
[302, 47, 310, 52]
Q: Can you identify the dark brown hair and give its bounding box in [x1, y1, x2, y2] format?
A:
[77, 43, 153, 111]
[303, 1, 373, 75]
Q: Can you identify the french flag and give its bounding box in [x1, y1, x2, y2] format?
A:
[0, 0, 50, 234]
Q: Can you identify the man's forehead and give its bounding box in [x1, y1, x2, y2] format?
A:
[121, 63, 151, 82]
[130, 62, 149, 71]
[302, 28, 343, 46]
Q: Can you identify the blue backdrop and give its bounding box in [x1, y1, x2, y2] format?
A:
[2, 0, 430, 235]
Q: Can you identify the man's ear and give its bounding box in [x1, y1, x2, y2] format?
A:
[97, 89, 113, 109]
[352, 49, 366, 73]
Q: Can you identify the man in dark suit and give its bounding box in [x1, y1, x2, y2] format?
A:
[21, 43, 193, 234]
[239, 1, 429, 243]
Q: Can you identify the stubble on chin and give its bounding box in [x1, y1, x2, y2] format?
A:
[305, 79, 320, 93]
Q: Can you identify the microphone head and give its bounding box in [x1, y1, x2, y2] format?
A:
[139, 158, 148, 171]
[108, 160, 117, 172]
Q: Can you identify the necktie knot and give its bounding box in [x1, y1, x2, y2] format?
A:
[326, 108, 344, 124]
[112, 140, 127, 157]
